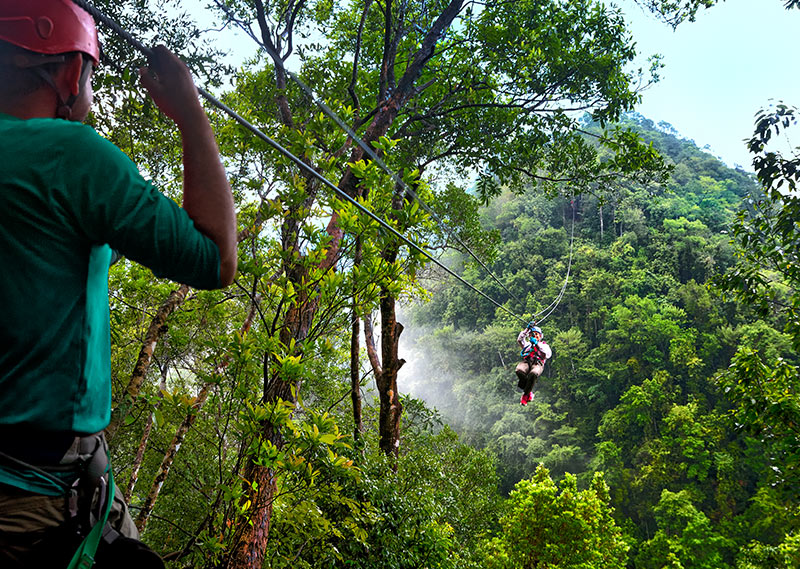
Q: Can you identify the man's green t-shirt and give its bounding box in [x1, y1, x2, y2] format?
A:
[0, 113, 221, 443]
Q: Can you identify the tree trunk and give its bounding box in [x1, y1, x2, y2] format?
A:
[599, 204, 604, 240]
[362, 171, 411, 462]
[134, 382, 212, 533]
[226, 299, 308, 568]
[106, 284, 190, 441]
[227, 419, 282, 568]
[370, 177, 414, 460]
[363, 293, 404, 461]
[124, 412, 153, 503]
[350, 309, 364, 442]
[350, 238, 364, 441]
[125, 362, 169, 502]
[377, 291, 404, 459]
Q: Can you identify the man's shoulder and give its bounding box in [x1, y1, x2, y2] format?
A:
[27, 119, 135, 173]
[13, 117, 116, 152]
[34, 119, 113, 148]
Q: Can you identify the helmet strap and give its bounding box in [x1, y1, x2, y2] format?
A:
[27, 55, 93, 120]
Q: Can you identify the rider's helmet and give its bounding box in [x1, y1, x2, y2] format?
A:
[0, 0, 99, 65]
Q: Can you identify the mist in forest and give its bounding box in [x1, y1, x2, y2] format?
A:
[394, 307, 466, 427]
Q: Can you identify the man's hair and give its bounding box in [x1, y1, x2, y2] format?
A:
[0, 40, 68, 99]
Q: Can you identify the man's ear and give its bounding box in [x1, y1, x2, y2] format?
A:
[51, 53, 84, 98]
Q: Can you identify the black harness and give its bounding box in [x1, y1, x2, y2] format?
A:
[0, 432, 117, 568]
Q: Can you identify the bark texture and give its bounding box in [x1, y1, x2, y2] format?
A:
[350, 238, 364, 441]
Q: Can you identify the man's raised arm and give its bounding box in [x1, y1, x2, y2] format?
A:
[138, 45, 237, 287]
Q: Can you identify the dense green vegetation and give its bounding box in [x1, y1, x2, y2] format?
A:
[404, 115, 800, 568]
[75, 1, 799, 568]
[105, 105, 800, 567]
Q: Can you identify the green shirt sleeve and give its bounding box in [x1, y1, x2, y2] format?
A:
[64, 124, 221, 290]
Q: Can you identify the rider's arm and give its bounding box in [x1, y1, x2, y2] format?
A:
[139, 46, 237, 286]
[517, 328, 529, 348]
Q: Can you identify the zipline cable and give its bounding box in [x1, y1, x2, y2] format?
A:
[532, 200, 576, 324]
[71, 0, 529, 326]
[285, 73, 528, 308]
[534, 209, 574, 324]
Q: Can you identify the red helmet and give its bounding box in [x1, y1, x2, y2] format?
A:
[0, 0, 99, 65]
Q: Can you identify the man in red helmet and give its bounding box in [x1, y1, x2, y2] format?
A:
[0, 1, 236, 567]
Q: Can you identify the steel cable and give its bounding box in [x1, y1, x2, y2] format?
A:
[207, 1, 526, 307]
[532, 200, 576, 324]
[285, 72, 528, 307]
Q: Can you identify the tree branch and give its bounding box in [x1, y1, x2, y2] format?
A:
[363, 313, 383, 377]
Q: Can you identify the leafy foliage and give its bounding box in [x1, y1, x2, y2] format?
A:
[479, 466, 628, 569]
[408, 115, 800, 567]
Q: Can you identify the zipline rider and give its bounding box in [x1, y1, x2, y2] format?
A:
[0, 0, 237, 566]
[516, 324, 551, 406]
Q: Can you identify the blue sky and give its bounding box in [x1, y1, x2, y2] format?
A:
[620, 0, 800, 170]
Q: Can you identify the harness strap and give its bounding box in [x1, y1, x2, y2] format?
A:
[25, 55, 94, 120]
[67, 469, 114, 569]
[66, 435, 115, 569]
[74, 435, 110, 532]
[1, 433, 116, 567]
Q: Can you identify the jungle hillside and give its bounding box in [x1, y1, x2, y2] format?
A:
[403, 113, 798, 568]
